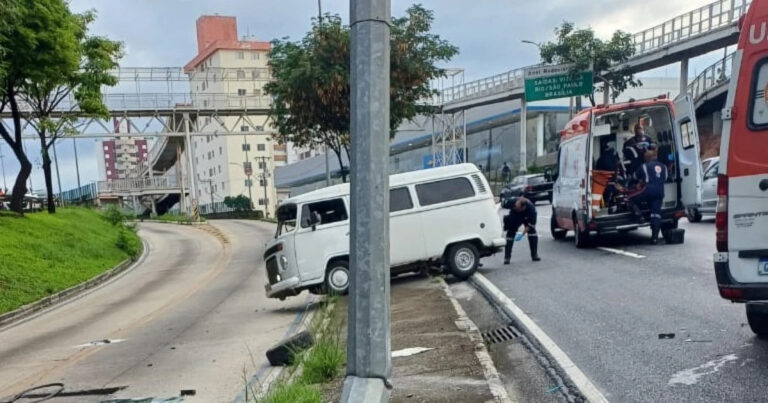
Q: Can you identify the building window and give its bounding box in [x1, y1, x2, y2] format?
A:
[201, 81, 206, 91]
[255, 125, 264, 131]
[209, 168, 213, 176]
[219, 146, 223, 155]
[258, 160, 266, 169]
[257, 144, 266, 151]
[242, 143, 251, 152]
[221, 181, 225, 190]
[237, 89, 247, 96]
[258, 198, 265, 205]
[252, 52, 259, 60]
[203, 99, 208, 107]
[237, 70, 245, 79]
[107, 170, 112, 176]
[251, 71, 260, 80]
[237, 51, 244, 59]
[253, 88, 261, 96]
[241, 125, 249, 132]
[105, 154, 110, 159]
[214, 184, 217, 192]
[104, 145, 109, 151]
[218, 165, 221, 174]
[260, 179, 267, 187]
[213, 74, 217, 82]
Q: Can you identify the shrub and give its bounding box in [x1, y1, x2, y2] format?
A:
[102, 205, 126, 226]
[260, 382, 320, 403]
[116, 229, 141, 259]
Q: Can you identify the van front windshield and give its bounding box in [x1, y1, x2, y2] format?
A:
[275, 203, 297, 238]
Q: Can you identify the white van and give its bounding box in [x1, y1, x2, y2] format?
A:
[263, 164, 505, 299]
[712, 0, 768, 337]
[550, 96, 702, 247]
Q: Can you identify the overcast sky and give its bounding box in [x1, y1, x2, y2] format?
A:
[1, 0, 729, 193]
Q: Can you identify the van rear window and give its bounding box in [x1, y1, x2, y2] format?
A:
[390, 187, 413, 212]
[415, 177, 475, 206]
[749, 57, 768, 129]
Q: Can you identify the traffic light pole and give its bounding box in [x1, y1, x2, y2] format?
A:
[341, 0, 391, 402]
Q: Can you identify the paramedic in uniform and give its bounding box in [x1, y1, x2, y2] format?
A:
[631, 150, 667, 245]
[502, 197, 541, 264]
[623, 123, 657, 177]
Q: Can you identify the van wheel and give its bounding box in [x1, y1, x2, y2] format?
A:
[746, 303, 768, 338]
[324, 260, 350, 295]
[687, 208, 702, 223]
[551, 215, 567, 240]
[573, 213, 591, 249]
[446, 243, 479, 280]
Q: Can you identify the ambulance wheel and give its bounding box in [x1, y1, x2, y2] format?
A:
[687, 208, 702, 223]
[324, 260, 349, 296]
[551, 215, 567, 240]
[573, 212, 591, 249]
[446, 243, 479, 280]
[746, 303, 768, 338]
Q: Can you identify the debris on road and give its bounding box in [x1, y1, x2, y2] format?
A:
[266, 330, 314, 366]
[658, 333, 675, 339]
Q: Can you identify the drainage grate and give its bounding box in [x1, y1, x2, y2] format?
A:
[482, 325, 520, 344]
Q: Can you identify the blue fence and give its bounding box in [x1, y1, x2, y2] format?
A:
[58, 183, 98, 204]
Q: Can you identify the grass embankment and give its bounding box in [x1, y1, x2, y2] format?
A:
[145, 213, 203, 223]
[256, 296, 346, 403]
[0, 207, 141, 314]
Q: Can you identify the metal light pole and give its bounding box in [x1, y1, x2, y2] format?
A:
[73, 138, 81, 190]
[258, 155, 270, 218]
[342, 0, 391, 401]
[0, 144, 7, 192]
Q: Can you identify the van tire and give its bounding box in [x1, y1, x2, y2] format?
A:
[687, 208, 702, 223]
[573, 213, 591, 249]
[324, 260, 350, 296]
[746, 303, 768, 338]
[446, 243, 479, 280]
[551, 215, 567, 240]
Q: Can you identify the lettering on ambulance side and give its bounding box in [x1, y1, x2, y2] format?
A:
[749, 21, 768, 45]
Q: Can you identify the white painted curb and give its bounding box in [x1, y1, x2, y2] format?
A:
[471, 273, 610, 403]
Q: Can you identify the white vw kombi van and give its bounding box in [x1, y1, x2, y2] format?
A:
[263, 164, 505, 299]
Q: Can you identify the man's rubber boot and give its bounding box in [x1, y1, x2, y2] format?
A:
[529, 236, 541, 262]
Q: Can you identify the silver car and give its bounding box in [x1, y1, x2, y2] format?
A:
[687, 157, 719, 222]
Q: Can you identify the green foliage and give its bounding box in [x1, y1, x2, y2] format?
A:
[0, 0, 122, 214]
[259, 382, 321, 403]
[266, 5, 458, 180]
[297, 337, 345, 385]
[101, 205, 126, 226]
[224, 195, 253, 212]
[0, 208, 141, 313]
[539, 21, 640, 104]
[116, 228, 141, 258]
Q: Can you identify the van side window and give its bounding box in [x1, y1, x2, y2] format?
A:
[300, 198, 348, 228]
[680, 119, 695, 149]
[415, 177, 475, 206]
[390, 187, 413, 212]
[749, 57, 768, 129]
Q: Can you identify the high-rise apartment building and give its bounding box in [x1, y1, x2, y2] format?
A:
[97, 118, 148, 181]
[184, 15, 287, 217]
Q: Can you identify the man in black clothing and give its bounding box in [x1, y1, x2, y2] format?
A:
[502, 196, 540, 264]
[623, 123, 657, 178]
[629, 150, 668, 244]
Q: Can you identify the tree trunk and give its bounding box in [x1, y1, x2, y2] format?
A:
[40, 136, 56, 214]
[9, 145, 30, 215]
[334, 149, 347, 183]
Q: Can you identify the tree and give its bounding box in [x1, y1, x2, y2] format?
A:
[2, 1, 122, 214]
[539, 21, 640, 106]
[224, 195, 252, 212]
[266, 5, 458, 182]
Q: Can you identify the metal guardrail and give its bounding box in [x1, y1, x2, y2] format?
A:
[432, 68, 526, 105]
[97, 176, 187, 194]
[14, 92, 273, 113]
[688, 52, 735, 101]
[112, 67, 271, 82]
[633, 0, 750, 56]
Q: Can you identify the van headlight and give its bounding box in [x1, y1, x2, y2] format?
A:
[280, 255, 288, 271]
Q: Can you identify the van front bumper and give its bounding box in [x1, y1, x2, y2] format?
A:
[714, 254, 768, 302]
[265, 276, 301, 299]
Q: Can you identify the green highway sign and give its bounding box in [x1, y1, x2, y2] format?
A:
[524, 64, 593, 102]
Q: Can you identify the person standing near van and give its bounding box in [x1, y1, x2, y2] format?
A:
[623, 123, 657, 177]
[629, 150, 667, 244]
[502, 197, 541, 264]
[502, 162, 512, 185]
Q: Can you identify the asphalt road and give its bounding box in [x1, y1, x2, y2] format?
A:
[479, 205, 768, 402]
[0, 221, 311, 402]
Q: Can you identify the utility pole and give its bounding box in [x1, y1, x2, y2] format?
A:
[73, 138, 81, 190]
[52, 139, 63, 205]
[342, 0, 391, 401]
[0, 144, 7, 193]
[519, 98, 527, 174]
[243, 133, 253, 209]
[258, 156, 270, 218]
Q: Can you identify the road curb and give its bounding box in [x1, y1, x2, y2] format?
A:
[439, 277, 512, 403]
[470, 273, 610, 403]
[0, 240, 148, 331]
[133, 219, 208, 225]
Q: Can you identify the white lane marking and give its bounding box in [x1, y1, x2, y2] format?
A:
[597, 247, 646, 259]
[392, 347, 434, 358]
[471, 273, 609, 403]
[668, 354, 738, 386]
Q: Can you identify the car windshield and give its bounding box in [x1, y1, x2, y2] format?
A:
[275, 203, 297, 238]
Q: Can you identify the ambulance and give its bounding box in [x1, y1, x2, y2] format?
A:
[713, 0, 768, 337]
